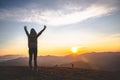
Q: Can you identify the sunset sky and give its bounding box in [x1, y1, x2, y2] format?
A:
[0, 0, 120, 56]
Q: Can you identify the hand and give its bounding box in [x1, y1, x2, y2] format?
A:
[24, 26, 27, 29]
[44, 25, 46, 29]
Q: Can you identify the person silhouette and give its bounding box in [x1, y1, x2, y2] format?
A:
[24, 25, 46, 71]
[71, 63, 74, 68]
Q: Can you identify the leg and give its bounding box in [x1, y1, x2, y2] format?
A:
[29, 48, 33, 70]
[34, 48, 37, 71]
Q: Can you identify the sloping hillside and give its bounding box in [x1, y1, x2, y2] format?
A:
[0, 66, 119, 80]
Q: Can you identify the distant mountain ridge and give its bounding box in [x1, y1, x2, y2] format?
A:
[0, 52, 120, 71]
[0, 55, 21, 62]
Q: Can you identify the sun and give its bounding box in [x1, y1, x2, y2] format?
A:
[71, 47, 78, 53]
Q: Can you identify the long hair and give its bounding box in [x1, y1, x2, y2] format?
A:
[30, 28, 37, 37]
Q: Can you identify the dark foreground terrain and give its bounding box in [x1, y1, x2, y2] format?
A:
[0, 66, 119, 80]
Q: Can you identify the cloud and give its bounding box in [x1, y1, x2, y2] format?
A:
[0, 0, 118, 26]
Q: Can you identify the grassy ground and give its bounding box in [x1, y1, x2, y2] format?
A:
[0, 66, 119, 80]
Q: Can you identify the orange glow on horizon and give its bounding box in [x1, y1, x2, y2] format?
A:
[0, 39, 120, 56]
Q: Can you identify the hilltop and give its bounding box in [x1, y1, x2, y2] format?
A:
[0, 66, 119, 80]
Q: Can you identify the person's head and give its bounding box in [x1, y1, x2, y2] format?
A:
[30, 28, 37, 36]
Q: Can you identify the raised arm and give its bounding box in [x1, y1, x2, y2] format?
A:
[37, 25, 46, 37]
[24, 26, 29, 37]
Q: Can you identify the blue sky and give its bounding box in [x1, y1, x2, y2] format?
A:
[0, 0, 120, 56]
